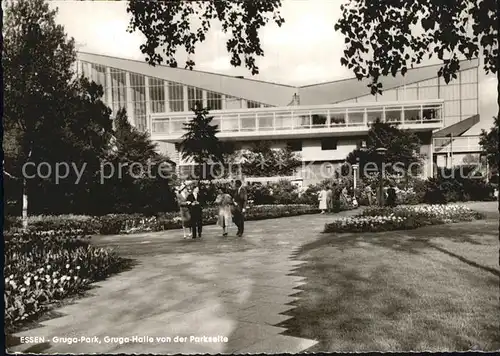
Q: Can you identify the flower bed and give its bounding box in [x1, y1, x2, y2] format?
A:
[4, 229, 125, 330]
[324, 204, 485, 233]
[5, 204, 323, 235]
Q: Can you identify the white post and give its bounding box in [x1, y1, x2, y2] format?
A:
[352, 164, 359, 191]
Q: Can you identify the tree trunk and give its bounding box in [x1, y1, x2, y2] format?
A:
[497, 69, 499, 208]
[22, 176, 28, 230]
[22, 146, 33, 231]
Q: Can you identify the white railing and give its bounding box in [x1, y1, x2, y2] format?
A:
[150, 100, 444, 137]
[433, 136, 482, 153]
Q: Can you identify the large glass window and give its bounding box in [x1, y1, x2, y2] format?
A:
[81, 61, 90, 77]
[247, 100, 261, 109]
[110, 68, 127, 114]
[187, 86, 203, 110]
[206, 91, 222, 110]
[347, 111, 364, 125]
[356, 95, 376, 103]
[225, 96, 242, 109]
[168, 82, 184, 112]
[460, 83, 477, 100]
[398, 87, 418, 101]
[90, 63, 108, 101]
[418, 78, 438, 87]
[130, 73, 147, 131]
[461, 99, 478, 116]
[377, 89, 397, 102]
[149, 77, 165, 113]
[444, 101, 461, 117]
[366, 110, 382, 124]
[418, 85, 438, 100]
[385, 107, 402, 123]
[460, 68, 477, 84]
[441, 84, 460, 101]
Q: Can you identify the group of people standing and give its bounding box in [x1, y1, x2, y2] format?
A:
[318, 183, 397, 212]
[318, 184, 358, 213]
[175, 180, 248, 239]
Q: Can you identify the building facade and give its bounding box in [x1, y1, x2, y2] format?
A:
[76, 52, 482, 185]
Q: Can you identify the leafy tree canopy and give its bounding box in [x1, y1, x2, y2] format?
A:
[345, 119, 423, 176]
[126, 0, 284, 74]
[479, 116, 499, 173]
[335, 0, 498, 95]
[110, 108, 165, 164]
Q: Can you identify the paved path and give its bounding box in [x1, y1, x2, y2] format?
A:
[10, 209, 361, 354]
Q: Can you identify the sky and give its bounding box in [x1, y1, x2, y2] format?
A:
[50, 0, 498, 134]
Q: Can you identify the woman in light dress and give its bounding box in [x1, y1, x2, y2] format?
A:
[318, 188, 328, 213]
[215, 187, 234, 236]
[175, 184, 191, 238]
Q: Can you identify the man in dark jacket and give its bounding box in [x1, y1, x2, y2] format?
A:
[232, 179, 247, 237]
[186, 185, 203, 238]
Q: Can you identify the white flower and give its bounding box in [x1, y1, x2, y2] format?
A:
[66, 264, 70, 269]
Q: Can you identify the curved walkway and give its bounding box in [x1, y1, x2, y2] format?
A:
[10, 209, 361, 354]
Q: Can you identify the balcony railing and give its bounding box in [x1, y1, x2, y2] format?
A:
[433, 136, 482, 153]
[150, 100, 444, 137]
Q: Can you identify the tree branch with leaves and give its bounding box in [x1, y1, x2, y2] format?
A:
[126, 0, 285, 75]
[335, 0, 497, 96]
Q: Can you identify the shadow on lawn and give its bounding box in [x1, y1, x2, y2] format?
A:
[282, 213, 500, 352]
[297, 219, 499, 278]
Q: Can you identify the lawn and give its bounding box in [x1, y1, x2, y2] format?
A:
[280, 204, 499, 352]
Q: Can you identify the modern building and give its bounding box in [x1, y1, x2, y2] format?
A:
[76, 52, 483, 185]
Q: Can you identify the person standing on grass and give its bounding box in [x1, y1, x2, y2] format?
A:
[186, 185, 203, 239]
[318, 187, 328, 213]
[215, 187, 233, 236]
[232, 179, 247, 237]
[326, 186, 333, 213]
[365, 185, 374, 206]
[386, 184, 397, 207]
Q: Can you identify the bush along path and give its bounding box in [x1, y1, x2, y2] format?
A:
[4, 228, 132, 334]
[324, 204, 485, 233]
[5, 204, 356, 235]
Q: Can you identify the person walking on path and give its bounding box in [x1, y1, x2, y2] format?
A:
[318, 188, 328, 213]
[215, 187, 234, 236]
[186, 185, 203, 238]
[232, 179, 247, 237]
[175, 183, 191, 239]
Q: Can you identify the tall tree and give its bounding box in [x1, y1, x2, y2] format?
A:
[105, 109, 176, 215]
[126, 0, 284, 74]
[345, 119, 423, 179]
[3, 0, 114, 220]
[4, 0, 78, 227]
[335, 0, 498, 118]
[479, 116, 499, 177]
[179, 103, 226, 181]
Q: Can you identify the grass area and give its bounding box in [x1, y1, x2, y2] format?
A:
[280, 205, 499, 352]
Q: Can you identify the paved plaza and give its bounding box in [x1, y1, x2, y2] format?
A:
[9, 209, 361, 354]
